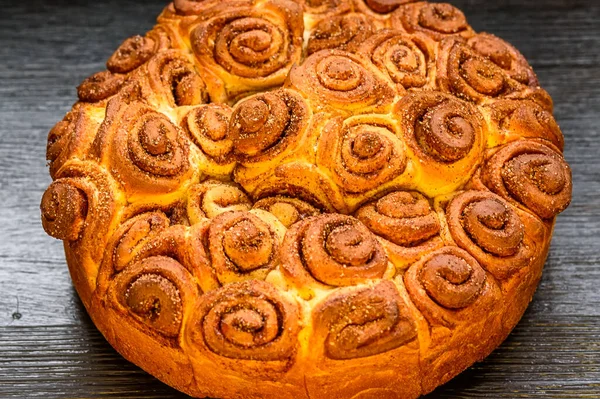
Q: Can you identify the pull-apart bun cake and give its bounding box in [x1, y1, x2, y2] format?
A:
[40, 1, 572, 398]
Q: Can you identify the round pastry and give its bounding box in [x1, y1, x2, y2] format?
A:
[41, 1, 572, 398]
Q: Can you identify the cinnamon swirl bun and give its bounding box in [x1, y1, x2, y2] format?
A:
[280, 213, 392, 298]
[143, 50, 209, 107]
[180, 103, 236, 175]
[46, 104, 100, 179]
[316, 114, 407, 196]
[436, 38, 526, 104]
[391, 2, 475, 41]
[356, 191, 444, 268]
[106, 29, 172, 74]
[307, 13, 376, 55]
[358, 29, 436, 90]
[480, 140, 572, 219]
[394, 90, 485, 196]
[93, 98, 196, 198]
[467, 32, 538, 88]
[445, 190, 547, 280]
[189, 0, 304, 102]
[77, 70, 125, 103]
[484, 99, 564, 150]
[287, 49, 396, 114]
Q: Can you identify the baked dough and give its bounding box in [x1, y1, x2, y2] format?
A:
[40, 1, 572, 398]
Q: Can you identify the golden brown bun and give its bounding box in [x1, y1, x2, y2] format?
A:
[41, 1, 571, 398]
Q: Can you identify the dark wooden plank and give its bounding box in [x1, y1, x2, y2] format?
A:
[1, 0, 599, 398]
[426, 315, 600, 398]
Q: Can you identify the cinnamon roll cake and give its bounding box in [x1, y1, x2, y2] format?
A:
[41, 1, 572, 398]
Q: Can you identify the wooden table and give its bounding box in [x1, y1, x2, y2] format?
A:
[1, 0, 599, 397]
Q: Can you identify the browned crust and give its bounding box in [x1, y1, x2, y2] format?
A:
[65, 235, 551, 398]
[42, 1, 570, 398]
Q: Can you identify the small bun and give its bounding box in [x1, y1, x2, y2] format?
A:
[41, 180, 88, 241]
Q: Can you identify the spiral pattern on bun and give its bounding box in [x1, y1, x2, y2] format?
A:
[182, 104, 235, 173]
[358, 30, 434, 89]
[146, 50, 208, 107]
[446, 190, 542, 280]
[190, 0, 303, 101]
[108, 256, 197, 340]
[107, 35, 157, 74]
[106, 212, 171, 274]
[77, 70, 125, 103]
[41, 180, 88, 242]
[395, 91, 483, 163]
[253, 196, 321, 228]
[97, 100, 192, 196]
[46, 105, 98, 179]
[307, 13, 375, 55]
[317, 115, 407, 194]
[47, 110, 78, 178]
[486, 100, 564, 151]
[391, 2, 474, 41]
[468, 33, 538, 87]
[481, 140, 572, 219]
[313, 281, 417, 359]
[230, 89, 310, 164]
[97, 211, 196, 288]
[437, 39, 524, 104]
[190, 280, 300, 361]
[288, 50, 396, 113]
[187, 181, 251, 224]
[355, 191, 444, 269]
[416, 253, 485, 309]
[206, 211, 279, 285]
[356, 191, 439, 246]
[404, 247, 487, 324]
[281, 214, 388, 293]
[41, 162, 119, 265]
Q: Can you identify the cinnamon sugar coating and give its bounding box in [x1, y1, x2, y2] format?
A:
[41, 1, 571, 398]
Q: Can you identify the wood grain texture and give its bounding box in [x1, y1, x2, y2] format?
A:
[0, 0, 599, 397]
